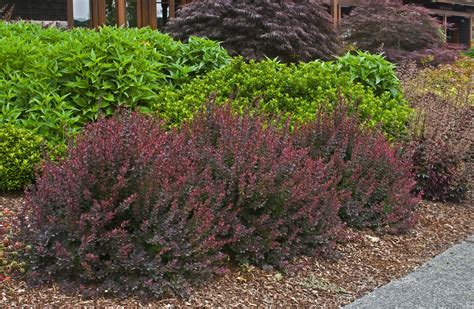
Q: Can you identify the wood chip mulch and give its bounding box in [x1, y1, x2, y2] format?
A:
[1, 194, 472, 308]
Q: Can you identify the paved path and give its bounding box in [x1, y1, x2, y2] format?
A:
[344, 235, 474, 309]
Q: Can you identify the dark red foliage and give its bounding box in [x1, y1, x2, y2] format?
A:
[17, 112, 238, 298]
[340, 0, 461, 65]
[0, 2, 15, 21]
[184, 104, 342, 266]
[17, 105, 343, 298]
[294, 106, 420, 233]
[165, 0, 342, 63]
[408, 96, 473, 202]
[385, 44, 464, 67]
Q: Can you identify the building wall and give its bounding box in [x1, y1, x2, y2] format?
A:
[11, 0, 67, 21]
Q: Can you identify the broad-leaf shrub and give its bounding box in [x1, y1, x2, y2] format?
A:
[18, 106, 342, 298]
[0, 125, 43, 191]
[294, 106, 420, 232]
[153, 58, 412, 138]
[336, 51, 403, 99]
[165, 0, 342, 63]
[0, 22, 230, 142]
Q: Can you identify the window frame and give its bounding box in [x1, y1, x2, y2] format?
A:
[68, 0, 177, 29]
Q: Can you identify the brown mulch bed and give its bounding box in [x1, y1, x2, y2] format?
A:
[1, 194, 472, 307]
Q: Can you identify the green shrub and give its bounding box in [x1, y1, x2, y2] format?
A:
[400, 58, 474, 104]
[463, 48, 474, 58]
[0, 22, 230, 142]
[336, 51, 403, 99]
[0, 125, 43, 191]
[153, 57, 412, 138]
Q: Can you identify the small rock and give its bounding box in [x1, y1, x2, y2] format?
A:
[366, 235, 380, 243]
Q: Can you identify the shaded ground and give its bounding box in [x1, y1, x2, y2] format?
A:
[1, 195, 472, 307]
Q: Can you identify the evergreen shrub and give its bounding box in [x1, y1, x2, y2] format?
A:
[0, 125, 43, 191]
[153, 57, 412, 139]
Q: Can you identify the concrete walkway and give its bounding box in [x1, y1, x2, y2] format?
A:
[344, 235, 474, 309]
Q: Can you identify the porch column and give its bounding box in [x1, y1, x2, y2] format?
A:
[443, 13, 448, 41]
[170, 0, 176, 18]
[116, 0, 126, 26]
[67, 0, 74, 28]
[331, 0, 339, 27]
[470, 17, 473, 48]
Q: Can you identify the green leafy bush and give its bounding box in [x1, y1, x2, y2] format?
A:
[465, 48, 474, 58]
[0, 22, 230, 142]
[153, 57, 412, 138]
[0, 125, 43, 191]
[336, 51, 403, 99]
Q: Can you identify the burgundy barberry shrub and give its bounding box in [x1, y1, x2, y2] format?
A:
[165, 0, 342, 63]
[17, 104, 344, 298]
[400, 61, 473, 202]
[17, 112, 238, 299]
[183, 103, 342, 266]
[408, 97, 473, 202]
[294, 105, 420, 233]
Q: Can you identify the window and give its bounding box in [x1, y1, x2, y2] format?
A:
[126, 0, 138, 27]
[157, 1, 169, 27]
[105, 0, 117, 26]
[72, 0, 91, 27]
[68, 0, 183, 29]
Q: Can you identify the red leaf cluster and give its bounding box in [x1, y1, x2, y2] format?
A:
[17, 103, 419, 298]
